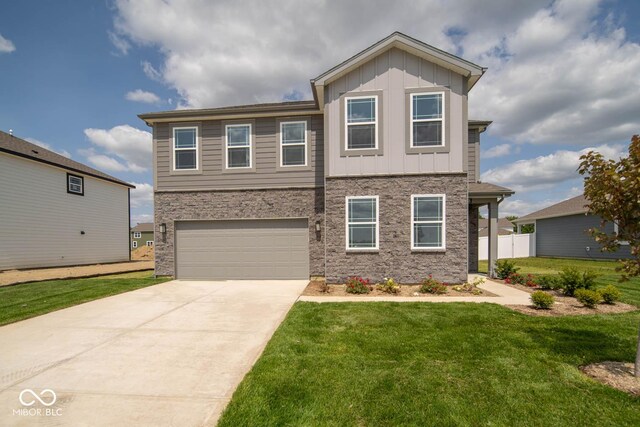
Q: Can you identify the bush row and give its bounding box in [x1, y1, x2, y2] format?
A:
[344, 276, 485, 295]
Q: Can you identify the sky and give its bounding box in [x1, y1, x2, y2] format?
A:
[1, 0, 639, 224]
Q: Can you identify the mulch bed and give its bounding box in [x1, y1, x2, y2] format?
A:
[303, 281, 497, 297]
[581, 362, 640, 396]
[497, 280, 638, 316]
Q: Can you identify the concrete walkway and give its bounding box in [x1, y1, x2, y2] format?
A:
[0, 279, 308, 426]
[0, 261, 155, 287]
[298, 275, 531, 305]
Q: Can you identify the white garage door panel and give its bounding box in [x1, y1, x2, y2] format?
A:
[175, 219, 309, 280]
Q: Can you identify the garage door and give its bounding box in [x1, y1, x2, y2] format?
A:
[175, 219, 309, 280]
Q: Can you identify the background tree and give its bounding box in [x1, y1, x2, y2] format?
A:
[579, 134, 640, 376]
[505, 215, 535, 234]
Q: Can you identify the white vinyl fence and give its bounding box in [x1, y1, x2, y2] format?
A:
[479, 233, 536, 260]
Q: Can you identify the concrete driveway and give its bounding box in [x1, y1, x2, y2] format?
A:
[0, 279, 307, 426]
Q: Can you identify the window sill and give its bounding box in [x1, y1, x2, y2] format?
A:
[411, 248, 446, 253]
[346, 249, 379, 253]
[169, 169, 203, 176]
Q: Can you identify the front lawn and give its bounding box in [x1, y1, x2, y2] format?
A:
[479, 257, 640, 306]
[0, 270, 169, 326]
[219, 303, 640, 426]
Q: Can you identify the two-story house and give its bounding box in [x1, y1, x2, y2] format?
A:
[139, 32, 513, 282]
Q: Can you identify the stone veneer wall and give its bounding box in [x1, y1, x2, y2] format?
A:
[325, 174, 468, 284]
[468, 205, 479, 273]
[154, 188, 324, 277]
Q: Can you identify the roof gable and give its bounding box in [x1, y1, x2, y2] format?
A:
[312, 32, 486, 107]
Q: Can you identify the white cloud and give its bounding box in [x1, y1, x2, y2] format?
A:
[131, 213, 153, 226]
[0, 33, 15, 53]
[83, 125, 152, 173]
[130, 182, 153, 208]
[125, 89, 161, 104]
[111, 0, 640, 146]
[79, 149, 128, 172]
[482, 144, 511, 159]
[108, 31, 131, 55]
[481, 143, 626, 192]
[25, 137, 71, 158]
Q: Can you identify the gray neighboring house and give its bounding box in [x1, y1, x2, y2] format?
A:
[0, 130, 134, 270]
[131, 223, 154, 249]
[139, 32, 514, 282]
[514, 194, 632, 260]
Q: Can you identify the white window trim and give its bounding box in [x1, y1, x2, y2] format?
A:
[411, 194, 446, 251]
[132, 241, 138, 249]
[146, 241, 154, 247]
[410, 92, 445, 148]
[172, 126, 199, 171]
[68, 175, 83, 194]
[279, 120, 307, 167]
[613, 223, 629, 245]
[345, 195, 379, 251]
[344, 95, 378, 151]
[133, 232, 141, 239]
[225, 123, 252, 169]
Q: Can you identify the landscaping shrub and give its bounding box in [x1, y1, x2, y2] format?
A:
[559, 268, 598, 296]
[495, 259, 519, 279]
[377, 277, 400, 294]
[505, 272, 525, 285]
[530, 290, 555, 309]
[345, 277, 371, 294]
[420, 275, 447, 294]
[536, 275, 561, 290]
[575, 289, 602, 308]
[524, 274, 538, 288]
[599, 285, 621, 304]
[451, 280, 482, 295]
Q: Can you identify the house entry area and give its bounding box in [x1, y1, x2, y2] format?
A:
[174, 219, 309, 280]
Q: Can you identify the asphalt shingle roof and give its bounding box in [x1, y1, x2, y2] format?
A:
[0, 130, 134, 188]
[514, 195, 588, 223]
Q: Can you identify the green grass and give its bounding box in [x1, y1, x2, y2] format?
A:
[479, 257, 640, 306]
[219, 303, 640, 427]
[0, 270, 169, 326]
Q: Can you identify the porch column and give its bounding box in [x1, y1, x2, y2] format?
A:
[488, 200, 499, 278]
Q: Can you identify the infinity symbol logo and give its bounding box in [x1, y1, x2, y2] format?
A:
[19, 389, 57, 407]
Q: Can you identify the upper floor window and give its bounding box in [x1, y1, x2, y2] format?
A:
[412, 194, 445, 250]
[346, 96, 377, 150]
[173, 127, 198, 170]
[280, 121, 307, 167]
[346, 196, 379, 250]
[133, 232, 141, 238]
[226, 124, 252, 168]
[67, 173, 84, 196]
[410, 93, 444, 147]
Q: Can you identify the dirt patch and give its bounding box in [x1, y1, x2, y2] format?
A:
[0, 261, 154, 287]
[303, 281, 497, 297]
[581, 362, 640, 396]
[496, 280, 638, 316]
[131, 245, 154, 260]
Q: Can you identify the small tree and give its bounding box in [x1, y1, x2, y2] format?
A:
[579, 134, 640, 376]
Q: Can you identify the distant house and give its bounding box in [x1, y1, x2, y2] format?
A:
[478, 218, 514, 238]
[131, 223, 154, 249]
[0, 130, 134, 270]
[513, 194, 632, 260]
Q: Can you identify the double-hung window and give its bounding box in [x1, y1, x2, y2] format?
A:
[346, 196, 378, 250]
[345, 96, 377, 150]
[133, 232, 141, 239]
[67, 173, 84, 195]
[410, 92, 444, 147]
[173, 127, 198, 170]
[412, 195, 445, 250]
[280, 121, 306, 166]
[226, 124, 251, 168]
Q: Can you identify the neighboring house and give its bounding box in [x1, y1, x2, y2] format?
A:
[478, 218, 514, 238]
[0, 130, 134, 270]
[513, 194, 632, 260]
[131, 223, 154, 249]
[139, 32, 513, 282]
